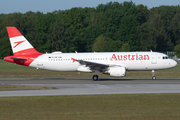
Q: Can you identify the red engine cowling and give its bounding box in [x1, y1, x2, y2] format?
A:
[108, 66, 126, 77]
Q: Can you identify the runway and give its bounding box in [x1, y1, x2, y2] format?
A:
[1, 78, 180, 97]
[1, 78, 180, 84]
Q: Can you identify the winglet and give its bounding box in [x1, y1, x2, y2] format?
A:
[71, 58, 76, 63]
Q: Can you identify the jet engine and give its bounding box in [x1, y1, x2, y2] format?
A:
[105, 66, 126, 77]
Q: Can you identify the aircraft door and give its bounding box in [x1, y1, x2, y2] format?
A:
[37, 56, 43, 68]
[151, 53, 157, 64]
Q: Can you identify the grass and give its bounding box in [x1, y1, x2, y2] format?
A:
[0, 85, 56, 91]
[0, 94, 180, 120]
[0, 59, 180, 78]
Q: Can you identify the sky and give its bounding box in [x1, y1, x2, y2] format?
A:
[0, 0, 180, 14]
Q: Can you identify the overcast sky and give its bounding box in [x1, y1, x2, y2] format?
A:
[0, 0, 180, 14]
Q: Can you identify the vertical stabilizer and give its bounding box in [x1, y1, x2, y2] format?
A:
[6, 27, 41, 55]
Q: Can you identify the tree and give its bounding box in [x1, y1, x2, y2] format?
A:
[103, 1, 143, 51]
[34, 12, 56, 52]
[174, 44, 180, 58]
[92, 35, 108, 52]
[121, 43, 130, 52]
[84, 26, 101, 52]
[136, 4, 149, 23]
[136, 22, 157, 51]
[169, 8, 180, 45]
[92, 35, 122, 52]
[63, 7, 87, 52]
[47, 20, 72, 53]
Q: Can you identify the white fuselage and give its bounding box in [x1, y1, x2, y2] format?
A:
[29, 52, 177, 72]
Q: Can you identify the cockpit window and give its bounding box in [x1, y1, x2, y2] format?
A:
[163, 56, 170, 59]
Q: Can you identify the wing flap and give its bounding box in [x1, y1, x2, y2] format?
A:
[75, 59, 109, 71]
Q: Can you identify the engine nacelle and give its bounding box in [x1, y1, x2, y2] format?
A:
[107, 66, 126, 77]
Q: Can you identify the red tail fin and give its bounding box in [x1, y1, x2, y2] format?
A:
[5, 27, 43, 66]
[6, 27, 42, 55]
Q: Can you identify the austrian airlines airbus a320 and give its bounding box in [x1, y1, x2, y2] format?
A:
[4, 27, 177, 80]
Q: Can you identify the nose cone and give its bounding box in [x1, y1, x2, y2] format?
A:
[170, 60, 177, 68]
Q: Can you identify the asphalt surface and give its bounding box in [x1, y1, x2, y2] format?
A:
[1, 78, 180, 84]
[0, 78, 180, 97]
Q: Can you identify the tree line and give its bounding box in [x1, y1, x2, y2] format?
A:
[0, 1, 180, 58]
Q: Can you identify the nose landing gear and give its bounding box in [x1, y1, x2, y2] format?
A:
[152, 70, 156, 80]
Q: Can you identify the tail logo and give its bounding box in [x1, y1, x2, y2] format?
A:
[13, 40, 25, 48]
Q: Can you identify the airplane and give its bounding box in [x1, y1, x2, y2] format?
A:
[4, 27, 177, 81]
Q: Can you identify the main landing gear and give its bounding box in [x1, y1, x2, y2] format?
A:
[92, 75, 98, 81]
[92, 71, 100, 81]
[152, 70, 156, 80]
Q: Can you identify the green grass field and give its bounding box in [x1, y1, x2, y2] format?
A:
[0, 59, 180, 79]
[1, 94, 180, 120]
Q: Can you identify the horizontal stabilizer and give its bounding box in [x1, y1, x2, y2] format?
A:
[7, 57, 28, 61]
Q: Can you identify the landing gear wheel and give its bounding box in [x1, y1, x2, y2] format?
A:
[152, 76, 156, 80]
[151, 70, 156, 80]
[92, 75, 98, 81]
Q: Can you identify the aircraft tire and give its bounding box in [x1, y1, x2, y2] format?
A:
[152, 76, 156, 80]
[93, 75, 98, 81]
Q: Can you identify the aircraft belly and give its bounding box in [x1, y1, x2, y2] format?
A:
[29, 59, 77, 71]
[127, 61, 153, 70]
[43, 61, 78, 71]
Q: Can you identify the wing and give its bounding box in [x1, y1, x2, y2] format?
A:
[72, 58, 110, 72]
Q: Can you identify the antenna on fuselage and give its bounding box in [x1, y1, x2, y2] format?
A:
[150, 50, 153, 52]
